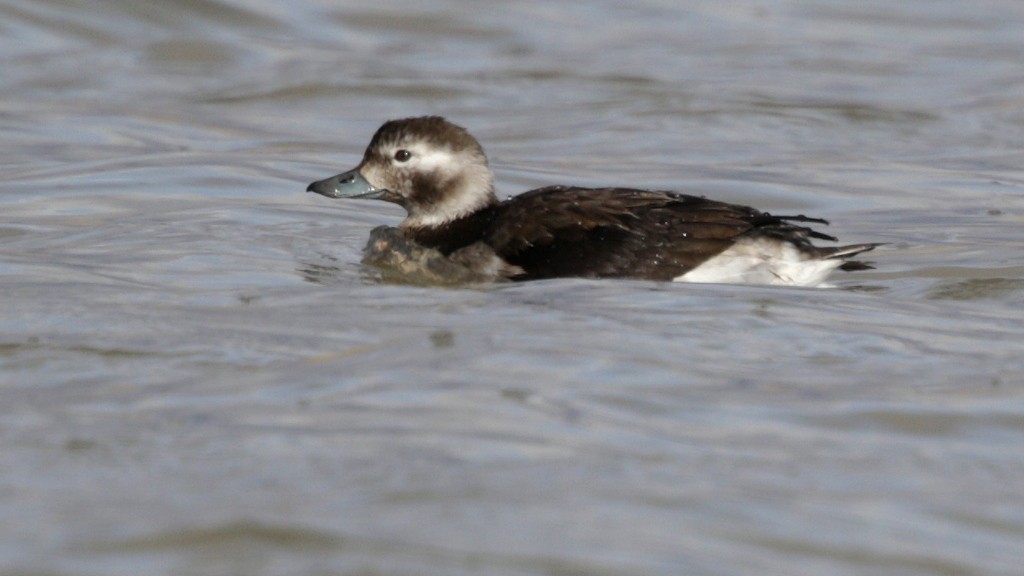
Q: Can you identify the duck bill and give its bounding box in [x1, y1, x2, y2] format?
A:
[306, 168, 385, 200]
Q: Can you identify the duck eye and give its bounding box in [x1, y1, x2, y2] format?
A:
[393, 149, 412, 162]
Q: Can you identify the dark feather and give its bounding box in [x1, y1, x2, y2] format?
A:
[407, 186, 875, 281]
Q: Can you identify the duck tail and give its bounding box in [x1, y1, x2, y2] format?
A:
[824, 243, 885, 271]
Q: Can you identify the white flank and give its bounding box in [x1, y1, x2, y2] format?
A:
[675, 237, 844, 287]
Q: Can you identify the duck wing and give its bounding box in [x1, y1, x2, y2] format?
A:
[484, 186, 849, 281]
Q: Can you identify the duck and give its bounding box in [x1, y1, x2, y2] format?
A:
[306, 116, 879, 286]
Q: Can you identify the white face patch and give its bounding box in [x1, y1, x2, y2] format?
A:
[404, 144, 456, 173]
[380, 141, 496, 228]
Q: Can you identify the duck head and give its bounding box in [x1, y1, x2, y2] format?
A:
[307, 116, 498, 228]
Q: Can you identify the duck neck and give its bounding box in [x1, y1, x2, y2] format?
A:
[404, 205, 498, 255]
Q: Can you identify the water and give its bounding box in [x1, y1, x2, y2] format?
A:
[2, 1, 1023, 574]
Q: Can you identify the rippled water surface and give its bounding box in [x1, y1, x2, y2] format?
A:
[3, 1, 1024, 575]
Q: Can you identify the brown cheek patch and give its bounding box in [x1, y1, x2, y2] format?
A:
[409, 170, 446, 208]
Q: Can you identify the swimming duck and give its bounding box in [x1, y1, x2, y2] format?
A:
[307, 116, 878, 286]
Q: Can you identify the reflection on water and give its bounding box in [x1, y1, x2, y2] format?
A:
[927, 276, 1024, 301]
[2, 1, 1024, 575]
[296, 260, 345, 285]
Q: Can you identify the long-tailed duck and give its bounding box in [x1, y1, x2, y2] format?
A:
[307, 116, 878, 286]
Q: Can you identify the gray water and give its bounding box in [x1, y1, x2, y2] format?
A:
[3, 1, 1024, 575]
